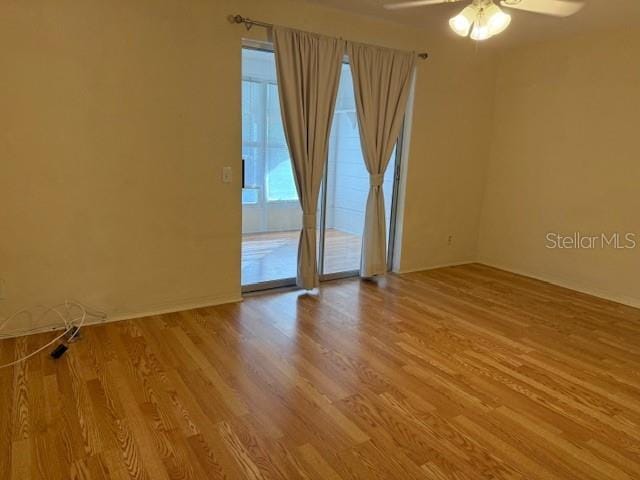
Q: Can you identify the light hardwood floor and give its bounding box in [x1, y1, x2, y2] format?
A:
[2, 264, 640, 479]
[242, 229, 362, 285]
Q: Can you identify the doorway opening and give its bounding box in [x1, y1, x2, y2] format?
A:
[241, 45, 405, 292]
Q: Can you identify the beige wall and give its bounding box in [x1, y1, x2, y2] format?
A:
[478, 27, 640, 307]
[0, 0, 495, 324]
[398, 43, 495, 272]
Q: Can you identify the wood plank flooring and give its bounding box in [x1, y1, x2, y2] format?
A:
[1, 263, 640, 479]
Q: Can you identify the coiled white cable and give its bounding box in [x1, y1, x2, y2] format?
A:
[0, 301, 99, 370]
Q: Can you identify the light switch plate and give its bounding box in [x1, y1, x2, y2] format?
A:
[222, 166, 232, 184]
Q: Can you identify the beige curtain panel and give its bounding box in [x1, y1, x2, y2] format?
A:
[273, 27, 345, 289]
[347, 42, 416, 278]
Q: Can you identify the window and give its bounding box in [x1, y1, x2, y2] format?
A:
[265, 84, 297, 201]
[241, 52, 298, 204]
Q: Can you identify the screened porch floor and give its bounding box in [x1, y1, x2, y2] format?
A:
[241, 229, 362, 286]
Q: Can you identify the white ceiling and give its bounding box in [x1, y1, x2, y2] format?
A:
[302, 0, 640, 46]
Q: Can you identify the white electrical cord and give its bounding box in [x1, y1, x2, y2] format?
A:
[0, 305, 69, 338]
[0, 301, 97, 370]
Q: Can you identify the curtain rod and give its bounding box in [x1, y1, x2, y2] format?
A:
[230, 15, 429, 60]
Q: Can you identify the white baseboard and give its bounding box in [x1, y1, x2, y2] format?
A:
[6, 261, 637, 340]
[397, 258, 640, 309]
[477, 260, 640, 309]
[1, 294, 243, 339]
[107, 294, 243, 323]
[395, 260, 474, 275]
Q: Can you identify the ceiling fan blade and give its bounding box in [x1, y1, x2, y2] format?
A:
[384, 0, 464, 11]
[500, 0, 584, 17]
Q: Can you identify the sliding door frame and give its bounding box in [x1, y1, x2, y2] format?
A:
[241, 42, 405, 293]
[386, 120, 405, 272]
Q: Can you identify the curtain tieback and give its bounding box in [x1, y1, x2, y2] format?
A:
[369, 173, 384, 187]
[302, 214, 316, 230]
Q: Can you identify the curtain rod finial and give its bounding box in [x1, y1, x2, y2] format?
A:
[230, 14, 254, 31]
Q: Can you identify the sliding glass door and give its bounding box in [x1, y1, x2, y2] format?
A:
[241, 46, 403, 290]
[319, 63, 399, 277]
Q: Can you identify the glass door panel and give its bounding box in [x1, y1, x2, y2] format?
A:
[241, 48, 300, 287]
[321, 64, 398, 276]
[322, 64, 363, 275]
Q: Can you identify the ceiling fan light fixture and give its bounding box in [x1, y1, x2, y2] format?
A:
[449, 1, 511, 40]
[485, 3, 511, 36]
[470, 16, 491, 41]
[449, 5, 478, 37]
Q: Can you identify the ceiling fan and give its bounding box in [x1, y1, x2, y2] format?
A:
[384, 0, 585, 41]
